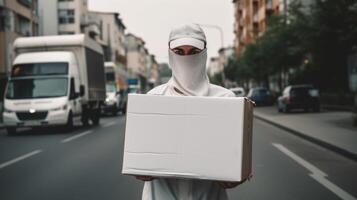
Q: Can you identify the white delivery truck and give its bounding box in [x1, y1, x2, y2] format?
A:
[3, 34, 106, 134]
[103, 62, 121, 115]
[103, 62, 129, 115]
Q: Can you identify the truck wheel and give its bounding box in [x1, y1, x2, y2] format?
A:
[91, 109, 100, 126]
[6, 127, 17, 136]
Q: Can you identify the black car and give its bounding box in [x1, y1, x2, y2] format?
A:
[247, 87, 273, 106]
[277, 85, 320, 113]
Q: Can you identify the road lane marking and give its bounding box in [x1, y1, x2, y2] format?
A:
[103, 121, 116, 127]
[273, 143, 357, 200]
[273, 143, 327, 177]
[61, 130, 93, 143]
[310, 174, 357, 200]
[0, 150, 42, 170]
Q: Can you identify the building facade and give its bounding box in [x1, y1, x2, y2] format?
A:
[233, 0, 280, 56]
[208, 47, 235, 77]
[125, 33, 147, 77]
[0, 0, 39, 96]
[38, 0, 126, 68]
[91, 11, 126, 68]
[208, 57, 221, 77]
[38, 0, 99, 36]
[147, 55, 159, 88]
[125, 33, 159, 92]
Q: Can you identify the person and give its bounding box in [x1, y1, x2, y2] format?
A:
[136, 23, 246, 200]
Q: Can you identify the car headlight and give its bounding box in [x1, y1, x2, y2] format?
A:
[51, 105, 67, 111]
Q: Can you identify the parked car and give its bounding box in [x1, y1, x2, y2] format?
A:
[229, 87, 246, 97]
[247, 87, 273, 106]
[277, 85, 320, 113]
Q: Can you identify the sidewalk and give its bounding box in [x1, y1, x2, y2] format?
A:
[254, 106, 357, 161]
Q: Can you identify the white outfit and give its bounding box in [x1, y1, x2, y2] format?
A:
[141, 23, 235, 200]
[142, 82, 235, 200]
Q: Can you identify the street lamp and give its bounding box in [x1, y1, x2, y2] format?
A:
[198, 24, 226, 87]
[198, 24, 224, 48]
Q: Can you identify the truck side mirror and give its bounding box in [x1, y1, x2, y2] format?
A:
[80, 85, 85, 97]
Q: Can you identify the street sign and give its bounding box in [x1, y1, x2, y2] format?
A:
[127, 78, 138, 85]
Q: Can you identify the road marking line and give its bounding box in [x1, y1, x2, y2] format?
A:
[103, 121, 116, 127]
[310, 174, 357, 200]
[273, 143, 357, 200]
[273, 143, 327, 177]
[61, 130, 93, 143]
[0, 150, 42, 170]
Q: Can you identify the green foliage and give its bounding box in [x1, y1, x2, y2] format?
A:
[225, 0, 357, 93]
[305, 0, 357, 92]
[209, 73, 223, 86]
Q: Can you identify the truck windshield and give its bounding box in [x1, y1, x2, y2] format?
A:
[12, 63, 68, 77]
[106, 84, 116, 93]
[6, 78, 68, 99]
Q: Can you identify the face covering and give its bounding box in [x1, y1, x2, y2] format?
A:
[168, 48, 210, 96]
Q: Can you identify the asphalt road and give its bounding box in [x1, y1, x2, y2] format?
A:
[0, 114, 356, 200]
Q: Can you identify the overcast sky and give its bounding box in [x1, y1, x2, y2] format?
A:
[89, 0, 235, 63]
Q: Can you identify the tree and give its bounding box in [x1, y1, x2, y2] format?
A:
[224, 2, 308, 91]
[306, 0, 357, 92]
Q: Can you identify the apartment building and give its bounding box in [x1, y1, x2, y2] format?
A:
[125, 33, 160, 92]
[38, 0, 126, 68]
[91, 11, 126, 68]
[0, 0, 39, 95]
[208, 57, 221, 77]
[233, 0, 280, 56]
[125, 33, 147, 77]
[38, 0, 98, 36]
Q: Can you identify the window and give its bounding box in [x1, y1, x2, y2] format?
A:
[12, 63, 68, 77]
[15, 14, 31, 36]
[17, 0, 31, 8]
[6, 78, 68, 99]
[0, 8, 5, 31]
[58, 9, 75, 24]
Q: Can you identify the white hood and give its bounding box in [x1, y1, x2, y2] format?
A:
[167, 24, 210, 96]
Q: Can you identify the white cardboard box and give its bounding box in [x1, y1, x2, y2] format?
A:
[122, 94, 253, 182]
